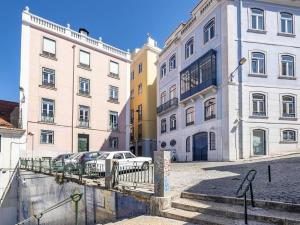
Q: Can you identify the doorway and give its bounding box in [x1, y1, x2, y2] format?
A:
[193, 132, 208, 161]
[253, 129, 266, 155]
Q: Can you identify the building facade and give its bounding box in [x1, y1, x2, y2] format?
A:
[0, 100, 25, 199]
[157, 0, 300, 161]
[19, 7, 131, 157]
[130, 36, 161, 157]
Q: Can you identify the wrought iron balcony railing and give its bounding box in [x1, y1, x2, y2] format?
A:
[157, 97, 178, 115]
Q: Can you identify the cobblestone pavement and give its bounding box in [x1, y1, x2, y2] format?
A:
[169, 154, 300, 204]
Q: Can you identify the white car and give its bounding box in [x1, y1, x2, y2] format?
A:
[85, 151, 152, 174]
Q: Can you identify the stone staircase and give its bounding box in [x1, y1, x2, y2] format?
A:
[161, 192, 300, 225]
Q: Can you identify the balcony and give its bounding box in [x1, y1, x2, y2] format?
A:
[157, 98, 179, 115]
[78, 120, 89, 128]
[109, 123, 119, 132]
[180, 49, 217, 102]
[41, 115, 54, 123]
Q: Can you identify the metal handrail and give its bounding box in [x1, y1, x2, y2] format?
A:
[0, 162, 19, 207]
[236, 169, 257, 225]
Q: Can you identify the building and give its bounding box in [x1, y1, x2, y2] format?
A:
[157, 0, 300, 161]
[130, 36, 161, 157]
[0, 100, 25, 198]
[19, 7, 131, 157]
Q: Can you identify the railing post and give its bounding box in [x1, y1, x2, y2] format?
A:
[105, 159, 113, 189]
[39, 158, 42, 173]
[250, 182, 255, 207]
[31, 158, 34, 171]
[268, 165, 271, 182]
[244, 194, 248, 225]
[49, 158, 52, 174]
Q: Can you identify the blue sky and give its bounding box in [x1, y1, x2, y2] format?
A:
[0, 0, 198, 102]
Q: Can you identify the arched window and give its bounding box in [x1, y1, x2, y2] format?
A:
[251, 52, 265, 75]
[204, 18, 215, 44]
[186, 107, 195, 126]
[209, 132, 216, 150]
[169, 54, 176, 71]
[281, 55, 294, 77]
[282, 129, 296, 142]
[280, 12, 293, 34]
[204, 98, 216, 121]
[161, 118, 167, 133]
[185, 38, 194, 59]
[282, 95, 295, 118]
[252, 93, 266, 116]
[186, 136, 191, 152]
[170, 114, 177, 131]
[160, 63, 167, 79]
[251, 8, 264, 30]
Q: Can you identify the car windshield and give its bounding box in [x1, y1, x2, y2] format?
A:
[124, 152, 136, 159]
[97, 153, 109, 160]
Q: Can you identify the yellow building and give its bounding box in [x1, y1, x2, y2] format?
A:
[130, 36, 161, 157]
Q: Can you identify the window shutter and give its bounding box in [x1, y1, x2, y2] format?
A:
[110, 61, 119, 74]
[80, 51, 90, 65]
[43, 38, 56, 54]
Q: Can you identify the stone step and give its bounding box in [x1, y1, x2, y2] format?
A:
[161, 208, 273, 225]
[181, 192, 300, 213]
[172, 198, 300, 225]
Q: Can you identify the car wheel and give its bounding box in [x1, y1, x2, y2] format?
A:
[141, 162, 149, 171]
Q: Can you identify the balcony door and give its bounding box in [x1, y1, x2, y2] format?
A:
[253, 129, 266, 155]
[78, 134, 89, 152]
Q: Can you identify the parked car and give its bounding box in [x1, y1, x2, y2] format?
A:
[85, 151, 152, 174]
[51, 153, 72, 171]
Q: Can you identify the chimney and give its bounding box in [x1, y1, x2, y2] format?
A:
[79, 28, 89, 36]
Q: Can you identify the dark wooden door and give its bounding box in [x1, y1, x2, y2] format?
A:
[193, 132, 208, 161]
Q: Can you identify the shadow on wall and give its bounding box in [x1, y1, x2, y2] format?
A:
[184, 156, 300, 204]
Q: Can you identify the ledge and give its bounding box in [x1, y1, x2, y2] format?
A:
[280, 141, 298, 144]
[38, 121, 56, 125]
[107, 99, 119, 104]
[107, 73, 120, 80]
[247, 29, 267, 34]
[40, 53, 57, 61]
[278, 76, 296, 80]
[39, 84, 57, 91]
[279, 117, 298, 121]
[248, 74, 268, 78]
[77, 93, 91, 98]
[77, 64, 92, 71]
[76, 126, 90, 129]
[277, 33, 296, 38]
[249, 115, 268, 119]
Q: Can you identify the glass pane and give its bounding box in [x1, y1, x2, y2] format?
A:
[252, 16, 257, 29]
[253, 130, 265, 155]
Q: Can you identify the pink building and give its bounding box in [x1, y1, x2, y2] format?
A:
[19, 7, 131, 157]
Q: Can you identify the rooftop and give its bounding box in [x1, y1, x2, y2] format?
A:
[0, 100, 19, 128]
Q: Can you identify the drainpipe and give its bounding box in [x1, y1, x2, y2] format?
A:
[71, 45, 76, 153]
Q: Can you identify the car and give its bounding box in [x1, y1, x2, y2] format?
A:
[51, 153, 72, 171]
[85, 151, 152, 174]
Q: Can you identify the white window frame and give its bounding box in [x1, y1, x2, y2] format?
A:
[109, 111, 118, 130]
[109, 85, 119, 101]
[185, 37, 194, 59]
[281, 129, 297, 143]
[250, 92, 267, 117]
[169, 54, 176, 71]
[250, 8, 265, 31]
[250, 127, 269, 157]
[280, 54, 295, 77]
[41, 98, 55, 122]
[110, 61, 119, 75]
[204, 18, 215, 44]
[42, 67, 55, 86]
[169, 85, 176, 99]
[79, 105, 90, 123]
[79, 77, 90, 94]
[42, 37, 56, 57]
[160, 63, 167, 79]
[279, 12, 294, 34]
[250, 51, 266, 75]
[160, 91, 166, 104]
[280, 94, 296, 118]
[170, 114, 176, 131]
[40, 130, 54, 144]
[79, 50, 90, 67]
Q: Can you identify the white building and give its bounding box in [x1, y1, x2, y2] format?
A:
[0, 100, 25, 199]
[157, 0, 300, 161]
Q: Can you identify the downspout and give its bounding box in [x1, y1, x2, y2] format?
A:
[72, 45, 76, 153]
[237, 0, 243, 159]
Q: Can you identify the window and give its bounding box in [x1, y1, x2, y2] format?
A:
[170, 114, 176, 131]
[138, 63, 143, 73]
[204, 18, 215, 44]
[252, 94, 266, 116]
[130, 89, 134, 99]
[161, 91, 166, 104]
[280, 12, 293, 34]
[251, 8, 264, 30]
[282, 95, 295, 118]
[186, 136, 191, 152]
[130, 71, 134, 80]
[281, 55, 294, 77]
[130, 110, 134, 124]
[169, 85, 176, 99]
[210, 132, 216, 150]
[282, 130, 296, 142]
[113, 153, 124, 159]
[110, 61, 119, 75]
[186, 107, 195, 126]
[79, 50, 90, 68]
[169, 54, 176, 71]
[79, 77, 90, 95]
[41, 98, 54, 123]
[125, 152, 135, 159]
[42, 37, 56, 57]
[160, 63, 167, 79]
[42, 68, 55, 87]
[109, 111, 118, 131]
[161, 118, 167, 133]
[138, 123, 142, 139]
[41, 130, 54, 144]
[109, 86, 119, 101]
[185, 37, 194, 59]
[204, 98, 216, 121]
[79, 105, 89, 127]
[138, 83, 142, 95]
[109, 137, 118, 149]
[251, 52, 265, 75]
[137, 104, 142, 121]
